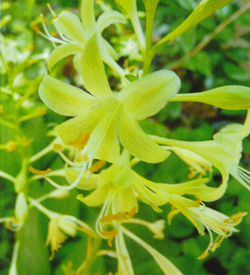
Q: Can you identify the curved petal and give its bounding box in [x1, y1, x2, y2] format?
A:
[118, 108, 170, 163]
[97, 10, 126, 33]
[48, 43, 83, 70]
[103, 39, 118, 60]
[39, 74, 96, 116]
[55, 97, 113, 143]
[171, 86, 250, 110]
[84, 101, 121, 163]
[118, 70, 181, 120]
[53, 11, 88, 44]
[77, 186, 110, 206]
[82, 34, 112, 97]
[81, 0, 96, 35]
[65, 167, 98, 190]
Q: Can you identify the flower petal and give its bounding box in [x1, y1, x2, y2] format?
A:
[80, 0, 96, 35]
[53, 11, 88, 44]
[112, 187, 138, 213]
[116, 229, 135, 275]
[65, 167, 98, 190]
[77, 186, 110, 206]
[55, 97, 112, 143]
[118, 70, 181, 120]
[97, 10, 126, 33]
[118, 108, 170, 163]
[171, 86, 250, 110]
[48, 43, 83, 70]
[39, 74, 96, 116]
[82, 34, 112, 97]
[122, 227, 183, 275]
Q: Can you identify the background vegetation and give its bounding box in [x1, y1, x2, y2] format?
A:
[1, 0, 250, 274]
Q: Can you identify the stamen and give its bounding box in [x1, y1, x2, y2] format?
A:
[88, 160, 106, 173]
[101, 229, 118, 247]
[224, 212, 247, 225]
[0, 105, 4, 114]
[6, 141, 17, 152]
[127, 65, 135, 72]
[50, 31, 58, 37]
[123, 59, 128, 68]
[53, 143, 63, 151]
[68, 132, 91, 150]
[49, 15, 58, 25]
[29, 166, 52, 175]
[100, 207, 137, 223]
[197, 226, 213, 260]
[40, 13, 47, 23]
[31, 24, 41, 34]
[46, 3, 56, 16]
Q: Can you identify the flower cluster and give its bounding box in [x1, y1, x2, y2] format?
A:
[26, 0, 250, 274]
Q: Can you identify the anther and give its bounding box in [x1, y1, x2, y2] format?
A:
[29, 166, 52, 175]
[53, 143, 63, 151]
[88, 160, 106, 173]
[31, 24, 41, 34]
[68, 132, 91, 150]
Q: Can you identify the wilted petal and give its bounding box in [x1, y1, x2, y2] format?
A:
[118, 70, 181, 120]
[53, 11, 88, 44]
[171, 86, 250, 110]
[39, 74, 96, 116]
[82, 34, 112, 97]
[97, 10, 126, 33]
[118, 108, 170, 163]
[48, 43, 83, 70]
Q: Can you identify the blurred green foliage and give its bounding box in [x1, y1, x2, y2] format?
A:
[1, 0, 250, 274]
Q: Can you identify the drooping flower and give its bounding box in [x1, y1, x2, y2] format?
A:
[168, 196, 247, 259]
[39, 34, 181, 165]
[151, 110, 250, 200]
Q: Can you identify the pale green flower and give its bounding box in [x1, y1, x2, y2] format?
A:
[168, 196, 247, 259]
[44, 0, 126, 78]
[151, 110, 250, 200]
[39, 34, 180, 164]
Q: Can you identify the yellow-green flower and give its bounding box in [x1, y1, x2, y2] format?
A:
[168, 196, 247, 259]
[39, 34, 180, 164]
[151, 110, 250, 200]
[45, 0, 126, 78]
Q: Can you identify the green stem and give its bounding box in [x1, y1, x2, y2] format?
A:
[142, 0, 160, 76]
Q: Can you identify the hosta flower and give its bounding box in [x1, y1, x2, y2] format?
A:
[168, 196, 247, 259]
[38, 0, 126, 79]
[39, 34, 180, 164]
[151, 110, 250, 200]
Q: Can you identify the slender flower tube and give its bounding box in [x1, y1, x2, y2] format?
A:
[39, 34, 181, 164]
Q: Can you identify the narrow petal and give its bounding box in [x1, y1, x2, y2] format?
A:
[39, 74, 96, 116]
[82, 34, 112, 96]
[116, 230, 135, 275]
[118, 108, 170, 163]
[53, 11, 88, 44]
[80, 0, 96, 35]
[97, 10, 126, 33]
[171, 86, 250, 110]
[154, 0, 233, 48]
[122, 227, 183, 275]
[48, 43, 83, 70]
[55, 97, 113, 143]
[118, 70, 181, 120]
